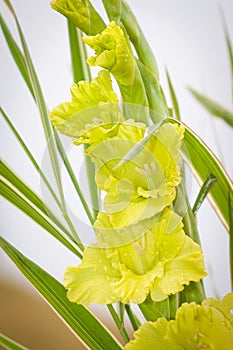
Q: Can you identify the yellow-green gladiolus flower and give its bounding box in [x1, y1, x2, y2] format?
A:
[88, 122, 184, 227]
[50, 70, 123, 145]
[63, 208, 206, 305]
[125, 293, 233, 349]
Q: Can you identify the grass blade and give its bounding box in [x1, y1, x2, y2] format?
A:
[189, 88, 233, 128]
[221, 10, 233, 102]
[0, 159, 73, 239]
[229, 189, 233, 291]
[0, 174, 82, 258]
[192, 173, 217, 215]
[107, 304, 130, 343]
[0, 107, 61, 210]
[54, 132, 95, 225]
[170, 118, 233, 231]
[166, 69, 181, 120]
[2, 2, 82, 245]
[0, 14, 33, 97]
[0, 333, 29, 350]
[0, 237, 122, 350]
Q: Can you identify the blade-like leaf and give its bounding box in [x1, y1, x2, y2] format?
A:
[166, 69, 181, 120]
[0, 237, 122, 350]
[0, 159, 73, 239]
[192, 173, 217, 215]
[229, 189, 233, 290]
[0, 175, 82, 258]
[173, 118, 233, 231]
[0, 333, 29, 350]
[2, 1, 81, 245]
[54, 132, 95, 225]
[189, 88, 233, 128]
[221, 10, 233, 101]
[0, 14, 34, 97]
[0, 107, 61, 209]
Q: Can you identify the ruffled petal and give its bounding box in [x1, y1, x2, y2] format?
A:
[83, 21, 135, 86]
[125, 293, 233, 350]
[64, 209, 206, 305]
[63, 246, 121, 305]
[50, 70, 122, 145]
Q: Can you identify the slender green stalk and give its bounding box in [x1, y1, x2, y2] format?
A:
[68, 21, 99, 219]
[166, 69, 181, 120]
[54, 131, 95, 225]
[107, 304, 130, 343]
[125, 305, 141, 331]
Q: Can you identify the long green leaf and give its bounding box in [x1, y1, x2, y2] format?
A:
[229, 189, 233, 290]
[0, 12, 93, 232]
[0, 237, 122, 350]
[189, 88, 233, 127]
[54, 132, 95, 225]
[0, 175, 82, 258]
[221, 11, 233, 101]
[0, 107, 61, 209]
[0, 14, 33, 97]
[0, 159, 73, 239]
[0, 334, 29, 350]
[174, 118, 233, 231]
[2, 1, 81, 245]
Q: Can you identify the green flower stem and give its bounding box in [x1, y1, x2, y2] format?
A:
[68, 21, 99, 219]
[107, 304, 130, 343]
[174, 182, 206, 302]
[125, 305, 141, 331]
[139, 296, 171, 322]
[84, 147, 99, 220]
[102, 0, 159, 78]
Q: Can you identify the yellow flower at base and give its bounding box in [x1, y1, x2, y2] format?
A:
[125, 293, 233, 350]
[63, 209, 206, 305]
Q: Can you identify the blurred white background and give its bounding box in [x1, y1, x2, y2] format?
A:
[0, 0, 233, 306]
